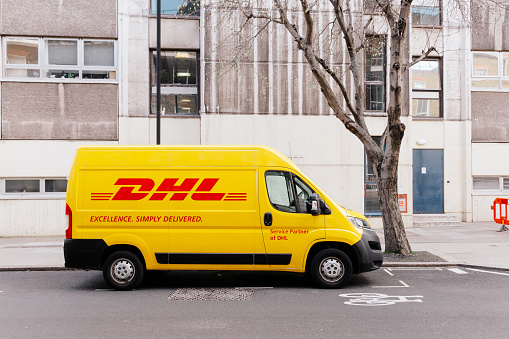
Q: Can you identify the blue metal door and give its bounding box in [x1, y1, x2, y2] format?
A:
[413, 149, 444, 214]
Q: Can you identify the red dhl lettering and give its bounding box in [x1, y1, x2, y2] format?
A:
[90, 178, 247, 202]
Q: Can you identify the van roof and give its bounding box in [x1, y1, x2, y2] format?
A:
[77, 145, 297, 168]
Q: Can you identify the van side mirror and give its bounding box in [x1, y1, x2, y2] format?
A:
[320, 199, 331, 215]
[309, 193, 321, 216]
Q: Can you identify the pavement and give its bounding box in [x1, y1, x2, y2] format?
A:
[0, 221, 508, 271]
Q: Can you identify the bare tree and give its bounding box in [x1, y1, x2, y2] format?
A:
[207, 0, 460, 254]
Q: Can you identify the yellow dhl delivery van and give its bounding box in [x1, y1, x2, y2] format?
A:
[64, 145, 383, 290]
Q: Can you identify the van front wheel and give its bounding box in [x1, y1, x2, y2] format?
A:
[103, 251, 145, 290]
[311, 249, 352, 289]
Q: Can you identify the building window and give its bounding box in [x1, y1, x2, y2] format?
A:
[151, 50, 199, 115]
[411, 59, 442, 117]
[364, 0, 381, 14]
[473, 177, 509, 192]
[150, 0, 199, 16]
[412, 0, 441, 27]
[365, 137, 381, 216]
[472, 52, 509, 90]
[365, 36, 386, 112]
[1, 178, 67, 197]
[3, 37, 117, 80]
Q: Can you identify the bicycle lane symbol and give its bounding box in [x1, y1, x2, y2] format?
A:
[339, 293, 423, 306]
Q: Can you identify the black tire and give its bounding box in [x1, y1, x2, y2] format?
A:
[310, 249, 352, 289]
[103, 251, 145, 291]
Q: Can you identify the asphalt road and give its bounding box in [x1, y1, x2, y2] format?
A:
[1, 267, 508, 338]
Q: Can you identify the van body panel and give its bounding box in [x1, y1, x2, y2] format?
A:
[64, 145, 383, 287]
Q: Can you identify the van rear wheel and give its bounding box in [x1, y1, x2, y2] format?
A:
[103, 251, 144, 290]
[311, 249, 352, 289]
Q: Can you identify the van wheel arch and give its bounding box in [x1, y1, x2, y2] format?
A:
[101, 245, 146, 270]
[305, 242, 358, 274]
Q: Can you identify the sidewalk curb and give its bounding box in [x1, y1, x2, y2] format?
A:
[0, 266, 70, 272]
[382, 262, 459, 267]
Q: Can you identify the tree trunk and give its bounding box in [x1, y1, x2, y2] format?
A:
[376, 160, 412, 255]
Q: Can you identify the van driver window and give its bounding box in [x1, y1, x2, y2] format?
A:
[265, 171, 315, 214]
[265, 171, 296, 213]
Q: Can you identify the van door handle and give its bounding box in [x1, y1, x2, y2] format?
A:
[264, 212, 272, 226]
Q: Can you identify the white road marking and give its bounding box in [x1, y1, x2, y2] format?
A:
[339, 293, 423, 306]
[372, 280, 409, 288]
[465, 268, 509, 276]
[388, 268, 442, 271]
[449, 268, 468, 274]
[384, 269, 394, 276]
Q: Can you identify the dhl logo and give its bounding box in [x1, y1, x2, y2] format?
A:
[91, 178, 247, 202]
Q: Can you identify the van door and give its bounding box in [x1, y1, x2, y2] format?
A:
[258, 169, 325, 270]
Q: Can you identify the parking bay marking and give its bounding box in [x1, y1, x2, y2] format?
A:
[466, 268, 509, 276]
[372, 280, 409, 288]
[387, 268, 443, 271]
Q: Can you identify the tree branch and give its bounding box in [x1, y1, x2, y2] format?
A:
[330, 0, 368, 132]
[404, 46, 437, 71]
[314, 56, 358, 116]
[374, 0, 395, 26]
[299, 0, 314, 44]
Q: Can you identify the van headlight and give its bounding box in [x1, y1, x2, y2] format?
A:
[347, 217, 372, 230]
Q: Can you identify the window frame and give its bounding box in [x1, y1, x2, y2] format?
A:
[364, 35, 387, 114]
[411, 57, 443, 118]
[472, 51, 509, 92]
[150, 49, 200, 116]
[3, 37, 118, 83]
[149, 0, 200, 18]
[411, 0, 442, 28]
[0, 178, 67, 200]
[472, 176, 509, 195]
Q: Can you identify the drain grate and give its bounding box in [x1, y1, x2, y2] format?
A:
[167, 288, 254, 301]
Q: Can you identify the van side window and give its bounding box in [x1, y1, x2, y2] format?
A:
[265, 171, 315, 214]
[265, 171, 296, 213]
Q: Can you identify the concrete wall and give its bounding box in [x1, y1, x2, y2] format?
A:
[471, 143, 509, 221]
[1, 83, 118, 140]
[119, 0, 150, 117]
[0, 199, 66, 236]
[471, 0, 509, 51]
[201, 3, 343, 116]
[0, 140, 118, 177]
[0, 140, 118, 236]
[0, 0, 117, 38]
[119, 116, 200, 145]
[149, 18, 200, 49]
[472, 92, 509, 142]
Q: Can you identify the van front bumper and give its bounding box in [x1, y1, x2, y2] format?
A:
[352, 230, 383, 273]
[64, 239, 107, 270]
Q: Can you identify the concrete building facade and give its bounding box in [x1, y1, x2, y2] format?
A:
[0, 0, 507, 236]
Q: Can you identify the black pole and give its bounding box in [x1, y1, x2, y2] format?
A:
[156, 0, 161, 145]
